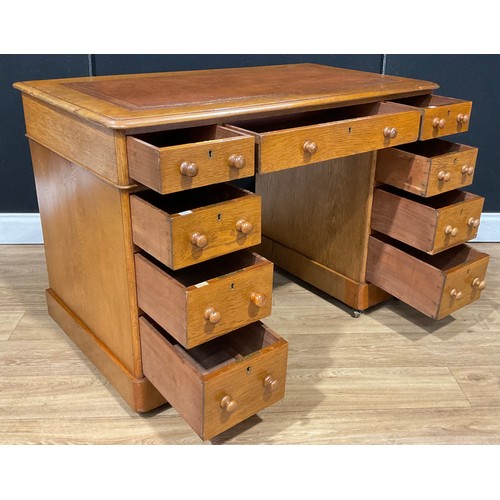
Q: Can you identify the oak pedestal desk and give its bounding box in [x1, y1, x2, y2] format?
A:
[14, 64, 489, 440]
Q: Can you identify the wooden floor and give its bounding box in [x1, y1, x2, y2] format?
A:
[0, 243, 499, 444]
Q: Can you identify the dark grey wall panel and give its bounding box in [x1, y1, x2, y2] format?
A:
[385, 54, 500, 212]
[93, 54, 383, 76]
[1, 55, 89, 212]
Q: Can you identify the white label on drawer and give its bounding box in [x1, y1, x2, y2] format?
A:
[194, 281, 209, 288]
[178, 210, 193, 216]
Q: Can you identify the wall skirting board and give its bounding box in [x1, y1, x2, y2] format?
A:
[0, 213, 499, 244]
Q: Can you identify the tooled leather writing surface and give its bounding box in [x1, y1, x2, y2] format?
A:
[14, 64, 438, 128]
[65, 64, 434, 110]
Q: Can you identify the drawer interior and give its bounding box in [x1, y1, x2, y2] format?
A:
[392, 94, 467, 109]
[377, 185, 481, 209]
[160, 321, 279, 375]
[395, 139, 475, 158]
[129, 124, 243, 148]
[133, 182, 251, 215]
[229, 101, 414, 133]
[139, 250, 269, 288]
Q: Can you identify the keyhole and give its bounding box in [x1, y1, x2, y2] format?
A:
[447, 110, 451, 116]
[208, 150, 213, 158]
[246, 367, 251, 374]
[348, 127, 352, 134]
[230, 283, 235, 290]
[217, 213, 222, 222]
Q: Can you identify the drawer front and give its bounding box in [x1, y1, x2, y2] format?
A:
[231, 104, 420, 173]
[440, 254, 489, 319]
[135, 252, 273, 349]
[127, 126, 255, 194]
[419, 98, 472, 140]
[203, 334, 288, 440]
[130, 186, 261, 270]
[393, 95, 472, 141]
[367, 236, 490, 319]
[140, 317, 288, 440]
[433, 195, 484, 253]
[376, 142, 478, 197]
[371, 188, 484, 254]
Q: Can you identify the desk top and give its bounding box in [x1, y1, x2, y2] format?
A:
[14, 63, 438, 130]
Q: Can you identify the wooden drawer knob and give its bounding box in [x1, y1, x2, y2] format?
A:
[228, 154, 246, 169]
[466, 166, 474, 176]
[467, 217, 480, 228]
[264, 375, 279, 392]
[444, 225, 459, 237]
[433, 118, 446, 129]
[251, 292, 267, 307]
[204, 307, 221, 324]
[450, 289, 463, 300]
[472, 278, 487, 290]
[179, 161, 198, 177]
[437, 171, 451, 182]
[191, 232, 208, 248]
[220, 395, 237, 413]
[457, 113, 470, 124]
[236, 219, 253, 234]
[303, 140, 318, 154]
[383, 127, 397, 139]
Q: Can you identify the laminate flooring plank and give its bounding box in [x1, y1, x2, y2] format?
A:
[0, 311, 25, 340]
[450, 366, 500, 407]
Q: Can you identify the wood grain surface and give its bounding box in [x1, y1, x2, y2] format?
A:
[375, 140, 478, 197]
[256, 153, 376, 282]
[135, 252, 273, 349]
[1, 243, 499, 444]
[231, 102, 420, 173]
[30, 142, 141, 376]
[371, 188, 484, 254]
[130, 184, 261, 270]
[127, 126, 255, 194]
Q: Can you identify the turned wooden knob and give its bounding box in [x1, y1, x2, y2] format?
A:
[467, 217, 480, 228]
[251, 292, 267, 307]
[450, 289, 463, 300]
[457, 113, 470, 124]
[383, 127, 397, 139]
[191, 232, 208, 248]
[220, 395, 237, 413]
[437, 171, 451, 182]
[264, 375, 279, 392]
[236, 219, 253, 234]
[179, 161, 198, 177]
[433, 118, 446, 129]
[444, 225, 459, 237]
[228, 154, 246, 169]
[472, 278, 486, 290]
[204, 306, 221, 324]
[303, 140, 317, 154]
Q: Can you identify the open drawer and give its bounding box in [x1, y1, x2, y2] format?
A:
[127, 125, 255, 194]
[135, 250, 273, 349]
[376, 139, 478, 197]
[371, 186, 484, 254]
[140, 317, 288, 440]
[225, 101, 421, 173]
[366, 235, 489, 320]
[131, 183, 261, 270]
[391, 95, 472, 140]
